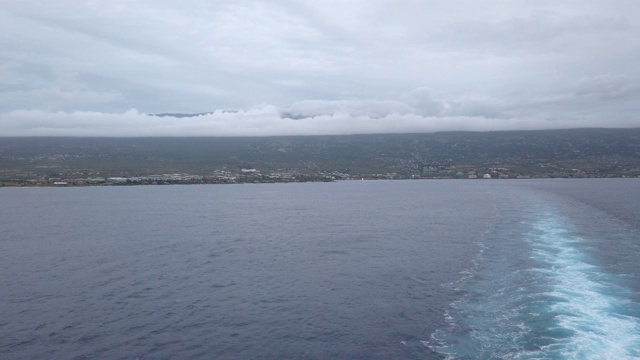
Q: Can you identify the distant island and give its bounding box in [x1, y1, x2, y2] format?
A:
[1, 128, 639, 186]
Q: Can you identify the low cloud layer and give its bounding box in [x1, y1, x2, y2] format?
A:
[1, 1, 639, 135]
[2, 100, 637, 137]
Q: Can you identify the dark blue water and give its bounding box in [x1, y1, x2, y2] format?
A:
[1, 180, 639, 359]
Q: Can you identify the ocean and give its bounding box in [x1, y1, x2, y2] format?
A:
[1, 179, 639, 359]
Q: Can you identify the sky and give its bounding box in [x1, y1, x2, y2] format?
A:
[1, 0, 639, 136]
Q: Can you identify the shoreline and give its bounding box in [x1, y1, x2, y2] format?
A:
[2, 176, 638, 188]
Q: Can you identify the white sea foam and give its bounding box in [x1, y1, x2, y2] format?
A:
[432, 206, 640, 360]
[531, 215, 640, 359]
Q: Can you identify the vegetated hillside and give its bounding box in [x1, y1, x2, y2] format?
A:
[1, 128, 640, 179]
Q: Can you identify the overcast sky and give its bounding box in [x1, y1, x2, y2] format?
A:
[1, 0, 639, 136]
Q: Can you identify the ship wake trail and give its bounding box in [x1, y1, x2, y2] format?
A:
[527, 214, 640, 359]
[432, 209, 640, 359]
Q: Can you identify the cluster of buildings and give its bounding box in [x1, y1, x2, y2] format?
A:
[16, 168, 332, 187]
[3, 160, 639, 187]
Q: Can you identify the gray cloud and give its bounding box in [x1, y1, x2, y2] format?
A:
[0, 0, 639, 135]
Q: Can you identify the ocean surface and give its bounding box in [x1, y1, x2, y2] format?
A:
[1, 179, 639, 359]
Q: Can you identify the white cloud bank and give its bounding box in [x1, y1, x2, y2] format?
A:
[1, 103, 637, 137]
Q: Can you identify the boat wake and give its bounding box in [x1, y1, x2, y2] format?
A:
[430, 209, 640, 359]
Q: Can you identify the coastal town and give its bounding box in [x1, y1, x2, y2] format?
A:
[8, 168, 333, 187]
[2, 128, 639, 187]
[2, 162, 638, 187]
